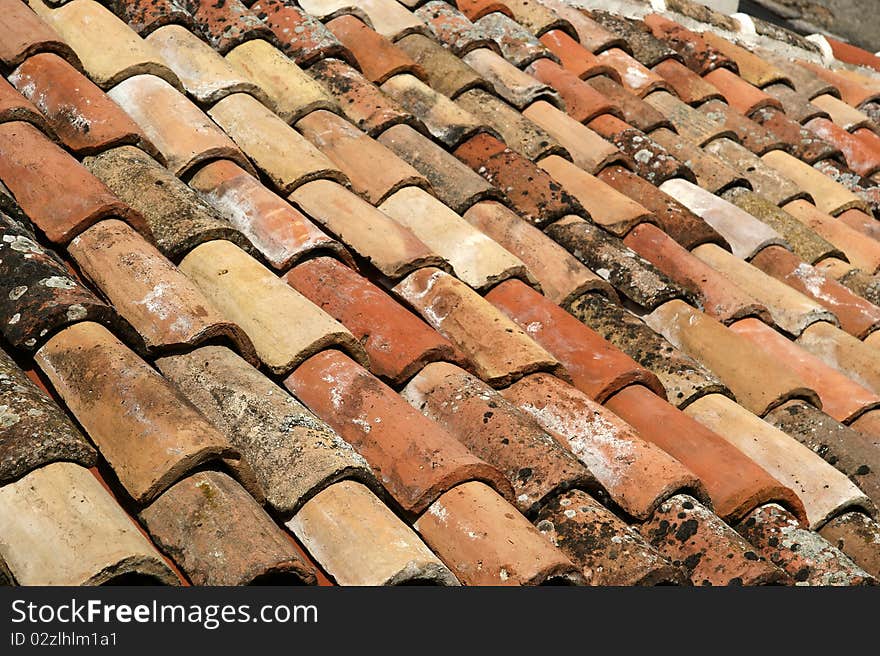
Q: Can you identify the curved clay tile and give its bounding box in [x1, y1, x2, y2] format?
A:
[0, 78, 53, 137]
[463, 48, 562, 110]
[820, 511, 880, 578]
[326, 14, 425, 84]
[396, 33, 490, 99]
[797, 320, 880, 397]
[0, 0, 81, 69]
[589, 117, 693, 185]
[703, 67, 782, 116]
[539, 30, 619, 81]
[188, 0, 275, 54]
[698, 100, 788, 156]
[114, 0, 196, 36]
[473, 12, 557, 67]
[652, 58, 722, 106]
[650, 128, 749, 193]
[706, 140, 808, 206]
[415, 1, 501, 57]
[596, 48, 672, 97]
[527, 58, 620, 122]
[642, 12, 736, 76]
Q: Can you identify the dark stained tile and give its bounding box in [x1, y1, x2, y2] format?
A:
[251, 0, 357, 67]
[188, 0, 275, 54]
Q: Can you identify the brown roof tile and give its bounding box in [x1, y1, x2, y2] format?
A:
[568, 293, 732, 408]
[33, 0, 180, 90]
[190, 159, 351, 270]
[84, 146, 247, 261]
[587, 10, 679, 69]
[641, 493, 789, 585]
[805, 117, 880, 177]
[224, 39, 338, 123]
[526, 58, 620, 122]
[784, 199, 880, 273]
[145, 24, 270, 107]
[35, 321, 241, 505]
[539, 29, 619, 81]
[114, 0, 195, 37]
[812, 94, 876, 133]
[703, 67, 783, 116]
[652, 57, 723, 106]
[0, 77, 53, 135]
[642, 12, 735, 76]
[462, 200, 616, 307]
[416, 1, 501, 57]
[454, 0, 514, 21]
[500, 0, 576, 39]
[11, 53, 159, 158]
[457, 88, 565, 159]
[463, 48, 561, 110]
[68, 218, 256, 359]
[178, 239, 366, 375]
[698, 100, 788, 156]
[188, 0, 274, 54]
[326, 15, 424, 85]
[378, 124, 503, 213]
[0, 122, 147, 244]
[288, 480, 458, 585]
[704, 140, 808, 206]
[402, 362, 597, 516]
[252, 0, 356, 67]
[396, 33, 489, 99]
[297, 110, 427, 204]
[751, 106, 843, 164]
[750, 246, 880, 339]
[140, 470, 317, 585]
[765, 150, 870, 216]
[310, 0, 427, 41]
[284, 349, 513, 514]
[624, 223, 771, 325]
[546, 214, 690, 309]
[487, 279, 665, 402]
[819, 511, 880, 578]
[393, 267, 562, 386]
[587, 75, 672, 132]
[596, 47, 671, 97]
[0, 0, 81, 69]
[209, 93, 346, 193]
[289, 179, 445, 278]
[0, 345, 96, 484]
[644, 90, 736, 146]
[798, 63, 880, 109]
[503, 372, 707, 520]
[595, 165, 725, 249]
[699, 32, 789, 89]
[685, 393, 874, 528]
[0, 462, 178, 585]
[414, 481, 582, 585]
[473, 11, 555, 67]
[284, 256, 463, 385]
[108, 75, 253, 178]
[538, 157, 651, 236]
[763, 83, 828, 124]
[605, 384, 806, 522]
[309, 58, 417, 136]
[157, 344, 377, 515]
[453, 133, 584, 226]
[649, 128, 749, 192]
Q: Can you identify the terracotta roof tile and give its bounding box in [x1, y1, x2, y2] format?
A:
[685, 393, 875, 529]
[698, 100, 788, 156]
[587, 10, 678, 69]
[188, 0, 274, 54]
[539, 29, 619, 81]
[189, 159, 351, 270]
[649, 128, 749, 192]
[699, 32, 789, 89]
[414, 481, 582, 585]
[589, 115, 693, 184]
[798, 62, 880, 109]
[805, 117, 880, 177]
[763, 83, 829, 124]
[178, 239, 366, 375]
[11, 52, 159, 158]
[0, 0, 81, 69]
[536, 488, 687, 585]
[641, 493, 789, 585]
[797, 320, 880, 397]
[284, 256, 463, 384]
[642, 12, 735, 75]
[251, 0, 357, 67]
[766, 400, 880, 510]
[396, 33, 489, 99]
[284, 349, 513, 514]
[297, 110, 427, 204]
[0, 462, 177, 585]
[113, 0, 196, 37]
[624, 223, 771, 325]
[289, 179, 446, 278]
[764, 150, 870, 216]
[140, 470, 317, 585]
[542, 1, 625, 53]
[825, 36, 880, 74]
[0, 122, 148, 244]
[453, 133, 584, 226]
[462, 200, 617, 307]
[703, 67, 783, 116]
[704, 140, 807, 206]
[644, 90, 735, 146]
[546, 215, 690, 309]
[473, 12, 555, 67]
[503, 372, 707, 519]
[157, 344, 377, 515]
[32, 0, 181, 89]
[587, 75, 671, 131]
[288, 479, 459, 585]
[652, 57, 722, 106]
[486, 279, 666, 401]
[526, 58, 620, 122]
[326, 14, 425, 85]
[416, 1, 501, 57]
[35, 321, 242, 504]
[309, 58, 417, 136]
[596, 47, 671, 97]
[819, 511, 880, 578]
[108, 75, 253, 177]
[393, 267, 563, 386]
[501, 0, 576, 39]
[664, 0, 738, 31]
[0, 77, 53, 136]
[463, 48, 561, 109]
[84, 146, 247, 261]
[605, 385, 806, 522]
[402, 362, 597, 516]
[568, 293, 731, 408]
[0, 345, 96, 484]
[751, 106, 842, 164]
[378, 124, 503, 213]
[454, 0, 514, 21]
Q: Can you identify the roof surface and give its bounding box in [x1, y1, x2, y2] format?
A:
[1, 0, 880, 586]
